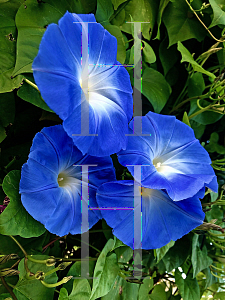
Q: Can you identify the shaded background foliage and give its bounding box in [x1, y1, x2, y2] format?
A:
[0, 0, 225, 299]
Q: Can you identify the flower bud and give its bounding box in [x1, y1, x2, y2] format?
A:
[40, 276, 73, 288]
[57, 261, 72, 270]
[0, 254, 19, 265]
[0, 268, 20, 277]
[62, 276, 73, 284]
[46, 256, 56, 267]
[34, 271, 45, 280]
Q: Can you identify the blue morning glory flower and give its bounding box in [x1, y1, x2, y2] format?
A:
[32, 12, 133, 157]
[96, 181, 205, 249]
[117, 112, 218, 201]
[19, 125, 116, 236]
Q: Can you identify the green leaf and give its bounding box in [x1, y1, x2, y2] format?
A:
[155, 0, 170, 40]
[13, 255, 58, 300]
[190, 120, 205, 139]
[59, 279, 91, 300]
[188, 73, 205, 98]
[213, 292, 225, 300]
[0, 123, 6, 143]
[130, 67, 171, 113]
[63, 260, 96, 295]
[143, 41, 156, 64]
[177, 42, 216, 79]
[182, 111, 191, 127]
[120, 0, 158, 39]
[90, 239, 120, 300]
[175, 269, 200, 300]
[111, 0, 127, 10]
[0, 92, 15, 143]
[191, 235, 213, 278]
[0, 1, 24, 92]
[0, 232, 49, 256]
[0, 92, 15, 127]
[209, 0, 225, 28]
[13, 0, 83, 77]
[95, 0, 114, 24]
[69, 279, 91, 299]
[205, 132, 225, 154]
[210, 190, 218, 202]
[163, 0, 206, 46]
[0, 293, 11, 300]
[17, 75, 53, 112]
[104, 25, 126, 64]
[206, 205, 223, 222]
[113, 236, 127, 250]
[155, 240, 175, 263]
[159, 39, 179, 76]
[114, 246, 133, 263]
[59, 288, 69, 300]
[138, 277, 154, 300]
[201, 267, 217, 291]
[149, 283, 167, 300]
[102, 275, 139, 300]
[0, 170, 46, 238]
[161, 236, 191, 272]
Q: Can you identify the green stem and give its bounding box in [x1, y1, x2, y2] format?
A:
[55, 257, 97, 262]
[125, 38, 134, 44]
[188, 104, 213, 119]
[210, 265, 225, 272]
[172, 80, 189, 108]
[89, 229, 112, 233]
[210, 270, 224, 279]
[72, 237, 101, 253]
[184, 0, 224, 43]
[24, 78, 39, 92]
[169, 94, 205, 114]
[0, 276, 18, 300]
[10, 236, 27, 257]
[41, 276, 73, 288]
[4, 157, 17, 170]
[209, 237, 225, 250]
[27, 255, 47, 264]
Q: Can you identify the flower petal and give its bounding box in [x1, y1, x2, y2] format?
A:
[206, 175, 218, 193]
[118, 112, 217, 200]
[32, 71, 82, 121]
[20, 160, 58, 193]
[21, 188, 61, 225]
[33, 12, 133, 156]
[146, 112, 196, 156]
[142, 189, 204, 249]
[20, 125, 116, 236]
[96, 181, 204, 249]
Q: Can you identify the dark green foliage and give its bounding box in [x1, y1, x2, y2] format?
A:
[0, 0, 225, 299]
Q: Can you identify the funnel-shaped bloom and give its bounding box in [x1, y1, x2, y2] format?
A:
[96, 181, 204, 249]
[32, 12, 133, 157]
[117, 112, 217, 201]
[19, 125, 116, 236]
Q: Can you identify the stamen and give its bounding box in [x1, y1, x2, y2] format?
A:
[155, 162, 161, 169]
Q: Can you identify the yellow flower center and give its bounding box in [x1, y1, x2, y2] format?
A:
[138, 186, 153, 197]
